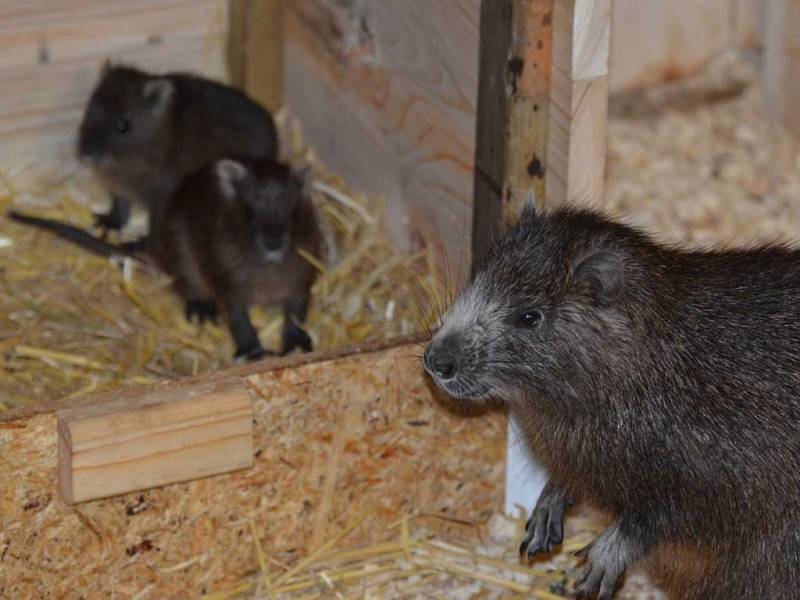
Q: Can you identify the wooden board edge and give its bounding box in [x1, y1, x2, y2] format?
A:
[1, 334, 428, 424]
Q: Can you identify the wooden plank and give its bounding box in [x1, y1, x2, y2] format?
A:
[228, 0, 285, 113]
[608, 0, 731, 92]
[57, 378, 253, 504]
[764, 0, 800, 135]
[471, 0, 513, 267]
[471, 0, 585, 521]
[546, 0, 610, 207]
[471, 0, 554, 267]
[0, 0, 228, 178]
[283, 0, 480, 285]
[0, 340, 505, 597]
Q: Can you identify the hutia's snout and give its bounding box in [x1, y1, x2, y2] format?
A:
[77, 131, 104, 164]
[424, 335, 460, 381]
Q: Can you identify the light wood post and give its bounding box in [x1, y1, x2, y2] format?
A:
[228, 0, 285, 113]
[546, 0, 611, 207]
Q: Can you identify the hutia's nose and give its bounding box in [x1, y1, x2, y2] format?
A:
[424, 342, 459, 381]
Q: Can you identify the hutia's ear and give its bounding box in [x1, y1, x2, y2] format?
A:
[290, 164, 312, 195]
[142, 78, 175, 115]
[573, 250, 624, 305]
[215, 159, 249, 199]
[101, 59, 113, 76]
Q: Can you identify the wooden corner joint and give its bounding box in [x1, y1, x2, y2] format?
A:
[57, 378, 254, 504]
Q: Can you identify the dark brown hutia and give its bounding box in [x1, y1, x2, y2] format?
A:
[424, 203, 800, 599]
[77, 63, 278, 246]
[9, 158, 320, 360]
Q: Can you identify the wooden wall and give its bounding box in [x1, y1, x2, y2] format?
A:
[609, 0, 762, 91]
[0, 0, 228, 181]
[0, 0, 764, 269]
[283, 1, 481, 281]
[281, 0, 763, 280]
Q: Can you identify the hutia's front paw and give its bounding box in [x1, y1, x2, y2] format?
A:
[519, 487, 570, 560]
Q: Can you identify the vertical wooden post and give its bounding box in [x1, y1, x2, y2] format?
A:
[228, 0, 285, 113]
[471, 0, 610, 517]
[765, 0, 800, 135]
[546, 0, 611, 207]
[472, 0, 554, 269]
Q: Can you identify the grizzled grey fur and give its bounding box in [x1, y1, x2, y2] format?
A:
[424, 203, 800, 599]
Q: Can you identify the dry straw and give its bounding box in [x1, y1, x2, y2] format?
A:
[0, 113, 445, 409]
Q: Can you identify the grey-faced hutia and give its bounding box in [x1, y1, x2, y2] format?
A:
[10, 158, 320, 360]
[77, 62, 279, 248]
[424, 200, 800, 600]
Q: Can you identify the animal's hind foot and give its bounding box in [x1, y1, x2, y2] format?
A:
[234, 343, 270, 362]
[281, 322, 313, 355]
[573, 521, 634, 600]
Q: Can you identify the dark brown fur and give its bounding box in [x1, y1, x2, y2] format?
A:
[78, 63, 278, 245]
[9, 158, 319, 359]
[424, 203, 800, 599]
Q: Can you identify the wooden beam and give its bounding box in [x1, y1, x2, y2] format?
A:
[57, 379, 253, 504]
[472, 0, 555, 268]
[546, 0, 611, 207]
[471, 0, 609, 518]
[228, 0, 285, 113]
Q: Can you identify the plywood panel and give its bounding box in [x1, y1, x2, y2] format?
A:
[765, 0, 800, 135]
[609, 0, 732, 92]
[284, 1, 481, 284]
[0, 0, 228, 177]
[0, 339, 505, 598]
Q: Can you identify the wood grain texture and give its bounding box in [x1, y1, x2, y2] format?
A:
[283, 0, 481, 284]
[546, 0, 610, 207]
[57, 378, 253, 504]
[0, 341, 505, 598]
[0, 0, 228, 174]
[228, 0, 285, 113]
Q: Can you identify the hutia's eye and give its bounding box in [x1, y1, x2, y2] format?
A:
[518, 310, 543, 328]
[115, 118, 130, 133]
